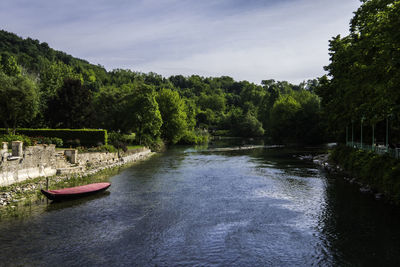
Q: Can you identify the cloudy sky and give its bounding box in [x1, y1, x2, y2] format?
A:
[0, 0, 361, 84]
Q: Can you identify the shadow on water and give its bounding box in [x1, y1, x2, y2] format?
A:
[319, 172, 400, 266]
[45, 191, 111, 212]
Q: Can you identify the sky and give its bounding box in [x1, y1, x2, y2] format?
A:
[0, 0, 362, 84]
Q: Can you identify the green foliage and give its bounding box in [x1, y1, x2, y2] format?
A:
[126, 84, 163, 146]
[197, 93, 226, 113]
[0, 134, 32, 147]
[0, 71, 39, 132]
[268, 91, 324, 144]
[269, 95, 301, 143]
[0, 54, 21, 76]
[93, 84, 133, 131]
[32, 137, 63, 147]
[178, 129, 209, 145]
[156, 88, 188, 144]
[108, 131, 134, 152]
[223, 107, 264, 137]
[330, 145, 400, 204]
[0, 128, 107, 147]
[0, 30, 326, 146]
[317, 0, 400, 141]
[39, 61, 80, 99]
[47, 78, 94, 128]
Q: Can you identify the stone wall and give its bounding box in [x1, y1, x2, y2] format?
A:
[0, 144, 152, 187]
[0, 144, 57, 186]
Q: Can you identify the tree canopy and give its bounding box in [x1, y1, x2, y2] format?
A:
[316, 0, 400, 143]
[0, 29, 325, 145]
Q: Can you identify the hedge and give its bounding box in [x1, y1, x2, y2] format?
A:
[0, 128, 107, 147]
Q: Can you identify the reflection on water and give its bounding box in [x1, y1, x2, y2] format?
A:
[45, 191, 111, 212]
[0, 143, 399, 266]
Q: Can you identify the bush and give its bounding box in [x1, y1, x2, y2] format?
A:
[330, 145, 400, 204]
[32, 137, 63, 147]
[108, 132, 130, 152]
[123, 133, 136, 144]
[0, 128, 107, 147]
[148, 137, 165, 152]
[178, 130, 209, 145]
[0, 134, 32, 147]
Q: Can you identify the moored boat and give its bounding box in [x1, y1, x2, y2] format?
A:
[41, 182, 111, 201]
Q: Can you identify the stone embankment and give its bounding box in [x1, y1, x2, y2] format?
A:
[0, 143, 153, 206]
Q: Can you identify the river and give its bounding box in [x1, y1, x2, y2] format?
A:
[0, 142, 400, 266]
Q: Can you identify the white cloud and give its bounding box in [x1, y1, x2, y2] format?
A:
[0, 0, 361, 84]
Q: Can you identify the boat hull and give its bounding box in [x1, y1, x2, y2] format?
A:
[41, 182, 111, 201]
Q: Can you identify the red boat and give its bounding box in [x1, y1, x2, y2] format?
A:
[41, 182, 111, 201]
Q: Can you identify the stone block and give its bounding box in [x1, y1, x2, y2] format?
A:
[2, 142, 7, 151]
[64, 149, 78, 164]
[12, 141, 23, 157]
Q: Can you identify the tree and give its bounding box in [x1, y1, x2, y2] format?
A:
[124, 84, 162, 145]
[317, 0, 400, 141]
[0, 54, 21, 76]
[156, 89, 188, 144]
[0, 72, 39, 133]
[93, 84, 133, 132]
[269, 95, 301, 143]
[47, 78, 94, 128]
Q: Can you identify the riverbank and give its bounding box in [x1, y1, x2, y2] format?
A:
[0, 149, 155, 211]
[322, 145, 400, 205]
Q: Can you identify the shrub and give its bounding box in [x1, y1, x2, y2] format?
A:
[32, 136, 64, 147]
[0, 134, 32, 147]
[178, 130, 209, 145]
[330, 145, 400, 204]
[108, 132, 129, 152]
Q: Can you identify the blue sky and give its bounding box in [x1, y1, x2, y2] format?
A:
[0, 0, 361, 84]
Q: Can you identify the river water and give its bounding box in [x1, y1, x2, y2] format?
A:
[1, 143, 400, 266]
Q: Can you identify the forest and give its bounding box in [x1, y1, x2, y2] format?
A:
[0, 30, 324, 148]
[1, 0, 398, 148]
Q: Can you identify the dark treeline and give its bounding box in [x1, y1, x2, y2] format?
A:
[316, 0, 400, 144]
[0, 29, 325, 147]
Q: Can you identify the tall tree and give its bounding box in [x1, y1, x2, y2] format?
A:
[156, 88, 188, 144]
[124, 84, 163, 145]
[0, 72, 39, 133]
[317, 0, 400, 141]
[47, 78, 94, 128]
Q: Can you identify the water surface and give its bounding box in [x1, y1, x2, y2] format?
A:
[0, 144, 399, 266]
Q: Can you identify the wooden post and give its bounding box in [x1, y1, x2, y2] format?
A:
[46, 177, 49, 204]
